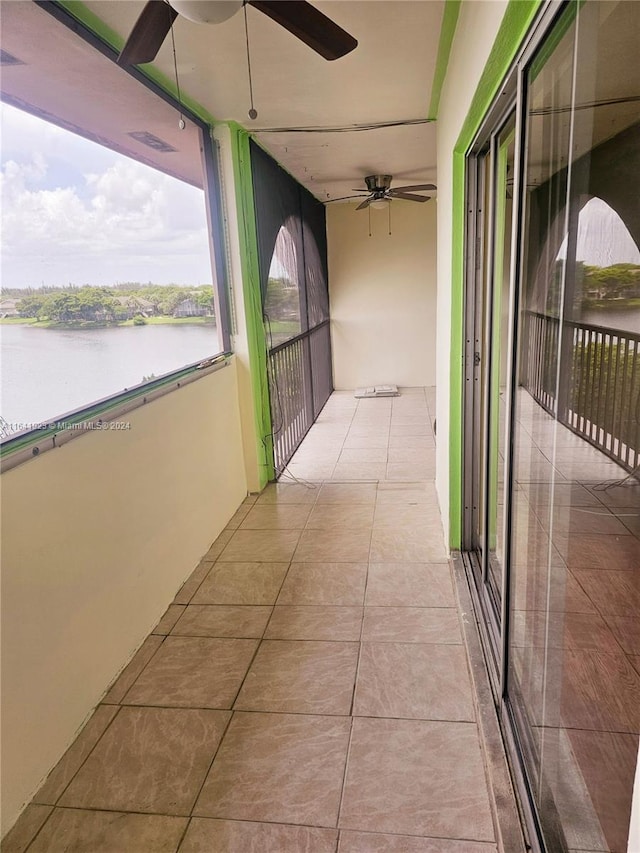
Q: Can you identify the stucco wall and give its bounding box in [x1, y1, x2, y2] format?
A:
[327, 199, 437, 389]
[0, 362, 247, 834]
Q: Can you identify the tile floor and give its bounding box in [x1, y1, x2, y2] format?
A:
[4, 388, 500, 853]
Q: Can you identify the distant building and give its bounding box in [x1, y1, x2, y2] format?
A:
[173, 297, 208, 318]
[113, 296, 156, 319]
[0, 299, 19, 318]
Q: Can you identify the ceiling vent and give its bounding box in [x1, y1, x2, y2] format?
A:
[0, 50, 26, 66]
[127, 131, 177, 153]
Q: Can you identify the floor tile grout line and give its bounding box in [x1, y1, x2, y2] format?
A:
[185, 813, 343, 830]
[334, 827, 341, 853]
[228, 639, 263, 711]
[186, 707, 236, 820]
[29, 804, 363, 833]
[230, 558, 296, 707]
[178, 558, 222, 606]
[328, 400, 356, 476]
[174, 814, 193, 852]
[166, 631, 271, 641]
[23, 794, 505, 845]
[114, 702, 353, 716]
[102, 633, 167, 704]
[349, 536, 371, 717]
[338, 825, 499, 845]
[35, 803, 193, 819]
[335, 716, 356, 835]
[35, 704, 125, 812]
[68, 795, 505, 841]
[118, 635, 170, 706]
[21, 806, 56, 852]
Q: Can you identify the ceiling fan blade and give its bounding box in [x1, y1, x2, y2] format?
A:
[356, 198, 372, 211]
[388, 191, 432, 202]
[248, 1, 358, 60]
[118, 0, 178, 66]
[391, 184, 437, 192]
[326, 195, 368, 203]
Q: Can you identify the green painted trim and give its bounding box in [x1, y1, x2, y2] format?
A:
[454, 1, 541, 154]
[228, 122, 275, 487]
[428, 0, 462, 120]
[56, 0, 219, 127]
[449, 149, 466, 549]
[448, 0, 543, 549]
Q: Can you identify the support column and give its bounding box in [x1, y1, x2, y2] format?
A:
[215, 122, 275, 489]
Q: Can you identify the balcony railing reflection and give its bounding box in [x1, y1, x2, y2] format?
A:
[523, 310, 640, 473]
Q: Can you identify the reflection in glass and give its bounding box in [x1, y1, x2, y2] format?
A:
[263, 224, 302, 346]
[508, 2, 640, 850]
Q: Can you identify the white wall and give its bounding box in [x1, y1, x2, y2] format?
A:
[327, 199, 437, 389]
[435, 0, 509, 545]
[0, 362, 247, 834]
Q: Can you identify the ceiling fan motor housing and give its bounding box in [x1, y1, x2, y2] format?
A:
[365, 174, 392, 193]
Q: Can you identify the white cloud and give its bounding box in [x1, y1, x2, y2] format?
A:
[1, 102, 213, 287]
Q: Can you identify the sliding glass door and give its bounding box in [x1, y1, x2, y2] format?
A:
[464, 3, 640, 850]
[465, 107, 517, 662]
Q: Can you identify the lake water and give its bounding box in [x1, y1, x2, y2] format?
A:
[3, 306, 639, 436]
[582, 306, 640, 336]
[1, 323, 219, 432]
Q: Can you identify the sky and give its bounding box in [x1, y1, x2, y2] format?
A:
[0, 102, 214, 289]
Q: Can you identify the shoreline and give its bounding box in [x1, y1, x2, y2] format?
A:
[0, 317, 216, 329]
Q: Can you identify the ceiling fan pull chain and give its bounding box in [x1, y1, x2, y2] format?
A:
[368, 205, 372, 238]
[169, 18, 185, 129]
[388, 201, 391, 236]
[244, 3, 258, 120]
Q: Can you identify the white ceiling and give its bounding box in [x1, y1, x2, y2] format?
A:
[1, 0, 445, 202]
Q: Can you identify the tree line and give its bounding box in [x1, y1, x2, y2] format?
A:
[542, 262, 640, 314]
[11, 284, 215, 323]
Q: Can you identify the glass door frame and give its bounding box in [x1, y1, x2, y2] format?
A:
[463, 97, 520, 679]
[460, 3, 575, 851]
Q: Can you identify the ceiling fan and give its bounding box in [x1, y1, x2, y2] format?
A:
[328, 175, 437, 210]
[117, 0, 358, 66]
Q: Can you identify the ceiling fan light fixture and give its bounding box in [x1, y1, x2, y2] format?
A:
[171, 0, 242, 24]
[370, 198, 389, 210]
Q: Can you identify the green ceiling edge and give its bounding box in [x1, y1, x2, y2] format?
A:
[448, 0, 542, 549]
[55, 0, 219, 127]
[428, 0, 462, 121]
[228, 122, 275, 488]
